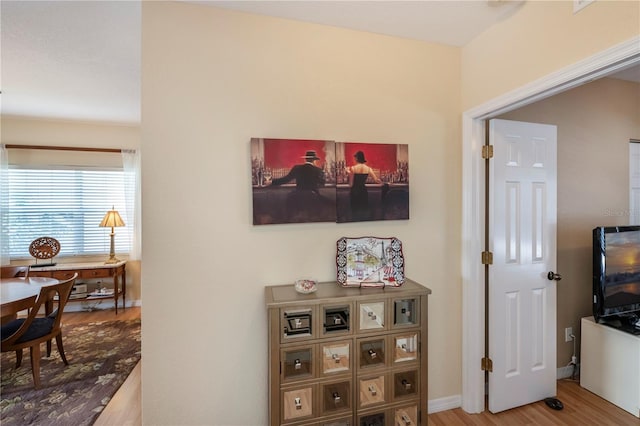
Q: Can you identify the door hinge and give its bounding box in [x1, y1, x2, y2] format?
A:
[482, 144, 494, 159]
[481, 251, 493, 265]
[481, 357, 493, 372]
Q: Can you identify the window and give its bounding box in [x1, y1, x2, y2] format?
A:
[7, 166, 132, 259]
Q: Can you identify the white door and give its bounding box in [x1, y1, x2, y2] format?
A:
[488, 119, 558, 413]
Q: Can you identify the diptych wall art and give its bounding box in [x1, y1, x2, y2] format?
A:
[251, 138, 409, 225]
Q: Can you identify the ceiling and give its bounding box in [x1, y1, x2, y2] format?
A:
[198, 0, 526, 47]
[1, 1, 141, 124]
[1, 1, 638, 124]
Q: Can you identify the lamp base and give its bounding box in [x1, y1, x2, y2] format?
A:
[104, 230, 120, 264]
[104, 255, 121, 264]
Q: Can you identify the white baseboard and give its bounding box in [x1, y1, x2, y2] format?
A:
[428, 366, 579, 415]
[428, 394, 462, 413]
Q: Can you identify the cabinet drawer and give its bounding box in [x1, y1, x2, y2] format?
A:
[281, 345, 315, 383]
[52, 270, 79, 280]
[358, 338, 386, 370]
[358, 374, 386, 409]
[392, 332, 419, 364]
[320, 416, 352, 426]
[28, 270, 53, 278]
[320, 380, 352, 416]
[394, 403, 418, 426]
[392, 369, 419, 401]
[357, 411, 385, 426]
[282, 385, 314, 423]
[281, 307, 316, 342]
[80, 268, 112, 279]
[320, 340, 351, 377]
[357, 301, 386, 333]
[392, 297, 419, 329]
[322, 303, 352, 337]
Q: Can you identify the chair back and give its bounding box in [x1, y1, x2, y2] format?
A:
[1, 265, 30, 279]
[0, 294, 37, 326]
[1, 273, 77, 348]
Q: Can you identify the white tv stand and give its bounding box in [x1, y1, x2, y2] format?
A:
[580, 316, 640, 418]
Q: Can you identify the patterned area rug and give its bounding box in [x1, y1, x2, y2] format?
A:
[1, 319, 141, 426]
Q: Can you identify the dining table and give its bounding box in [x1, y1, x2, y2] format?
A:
[1, 276, 60, 321]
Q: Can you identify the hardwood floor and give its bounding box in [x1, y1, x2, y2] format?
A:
[61, 306, 141, 426]
[62, 308, 639, 425]
[428, 379, 640, 425]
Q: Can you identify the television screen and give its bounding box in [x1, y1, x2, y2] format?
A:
[593, 226, 640, 323]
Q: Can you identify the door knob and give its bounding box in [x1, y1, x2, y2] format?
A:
[547, 271, 562, 281]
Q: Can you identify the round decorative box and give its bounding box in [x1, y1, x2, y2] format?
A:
[294, 279, 318, 294]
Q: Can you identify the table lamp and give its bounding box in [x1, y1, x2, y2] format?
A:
[99, 207, 125, 264]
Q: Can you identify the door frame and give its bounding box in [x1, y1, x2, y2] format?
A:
[461, 35, 640, 413]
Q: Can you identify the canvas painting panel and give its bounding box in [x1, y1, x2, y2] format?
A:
[251, 138, 336, 225]
[335, 142, 409, 223]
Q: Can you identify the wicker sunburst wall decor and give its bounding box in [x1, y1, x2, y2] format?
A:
[29, 236, 60, 266]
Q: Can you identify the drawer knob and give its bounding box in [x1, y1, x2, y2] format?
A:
[332, 353, 340, 363]
[294, 359, 302, 370]
[294, 319, 302, 328]
[294, 397, 302, 409]
[367, 311, 377, 320]
[402, 379, 412, 390]
[333, 315, 342, 324]
[402, 414, 412, 425]
[368, 349, 377, 359]
[332, 391, 341, 403]
[368, 384, 376, 396]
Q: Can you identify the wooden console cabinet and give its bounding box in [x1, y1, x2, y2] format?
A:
[580, 316, 640, 418]
[29, 261, 127, 314]
[265, 279, 430, 426]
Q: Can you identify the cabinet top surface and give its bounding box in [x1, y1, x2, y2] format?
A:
[582, 316, 640, 340]
[28, 261, 126, 271]
[265, 278, 430, 307]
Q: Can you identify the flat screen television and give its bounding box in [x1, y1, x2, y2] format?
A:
[593, 226, 640, 334]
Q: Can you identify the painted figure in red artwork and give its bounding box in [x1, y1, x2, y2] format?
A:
[270, 150, 325, 192]
[347, 150, 381, 221]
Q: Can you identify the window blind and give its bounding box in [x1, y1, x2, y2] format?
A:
[7, 167, 131, 259]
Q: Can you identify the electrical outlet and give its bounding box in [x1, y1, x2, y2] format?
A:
[564, 327, 573, 342]
[574, 0, 595, 14]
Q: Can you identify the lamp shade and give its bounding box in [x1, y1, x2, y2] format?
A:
[99, 209, 125, 228]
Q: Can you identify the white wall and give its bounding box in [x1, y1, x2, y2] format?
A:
[141, 3, 461, 424]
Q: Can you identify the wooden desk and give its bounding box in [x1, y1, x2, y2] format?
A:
[1, 277, 60, 319]
[29, 261, 126, 314]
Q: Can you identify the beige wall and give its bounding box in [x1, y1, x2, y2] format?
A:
[0, 116, 142, 303]
[498, 77, 640, 367]
[141, 3, 460, 424]
[3, 0, 637, 422]
[462, 0, 640, 110]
